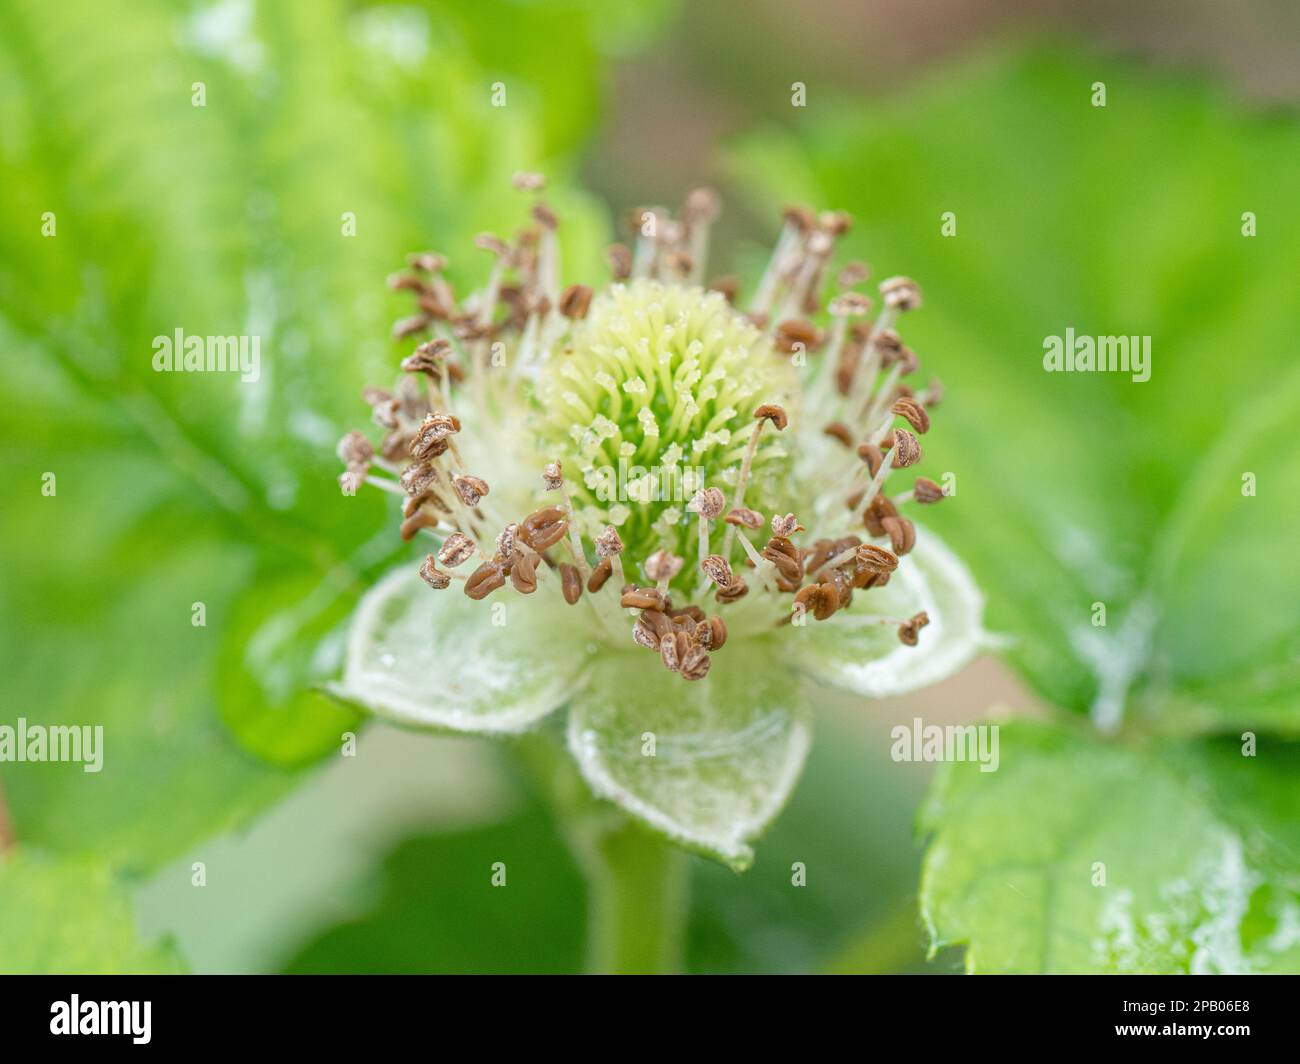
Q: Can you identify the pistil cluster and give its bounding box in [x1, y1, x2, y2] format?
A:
[337, 175, 948, 680]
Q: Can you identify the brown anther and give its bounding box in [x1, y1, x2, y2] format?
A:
[880, 276, 922, 311]
[402, 494, 427, 519]
[402, 339, 454, 379]
[464, 561, 507, 600]
[715, 575, 749, 604]
[388, 273, 429, 294]
[558, 284, 594, 320]
[897, 611, 930, 647]
[595, 525, 624, 558]
[761, 541, 803, 588]
[829, 291, 872, 317]
[511, 171, 546, 191]
[770, 513, 804, 538]
[775, 319, 822, 355]
[921, 377, 944, 407]
[645, 609, 678, 635]
[419, 556, 451, 590]
[510, 552, 538, 594]
[695, 616, 727, 651]
[803, 537, 839, 573]
[863, 494, 899, 537]
[663, 251, 694, 279]
[724, 507, 764, 529]
[872, 328, 903, 358]
[794, 582, 839, 622]
[855, 543, 900, 574]
[827, 568, 853, 612]
[410, 412, 460, 459]
[913, 477, 946, 504]
[818, 210, 852, 236]
[474, 233, 510, 256]
[453, 474, 490, 507]
[658, 631, 687, 673]
[823, 422, 854, 448]
[541, 459, 564, 491]
[632, 615, 662, 651]
[451, 314, 488, 340]
[890, 428, 922, 469]
[687, 487, 726, 520]
[587, 556, 613, 593]
[381, 429, 412, 462]
[782, 205, 816, 232]
[700, 554, 735, 590]
[857, 442, 884, 477]
[531, 202, 559, 229]
[621, 585, 665, 611]
[519, 506, 568, 552]
[362, 385, 398, 417]
[881, 515, 917, 555]
[522, 292, 552, 318]
[560, 564, 583, 605]
[438, 532, 476, 568]
[398, 461, 438, 498]
[890, 396, 930, 434]
[607, 244, 632, 281]
[400, 508, 440, 541]
[679, 644, 711, 681]
[392, 315, 429, 340]
[753, 403, 789, 431]
[836, 261, 870, 288]
[419, 294, 454, 321]
[893, 346, 920, 375]
[644, 549, 684, 584]
[624, 207, 653, 235]
[408, 252, 447, 273]
[496, 523, 520, 563]
[708, 276, 740, 304]
[372, 403, 403, 435]
[336, 431, 374, 468]
[684, 186, 721, 224]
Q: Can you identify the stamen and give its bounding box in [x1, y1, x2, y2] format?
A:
[720, 404, 785, 561]
[897, 611, 930, 646]
[911, 476, 946, 504]
[419, 556, 452, 590]
[595, 525, 626, 589]
[687, 486, 725, 576]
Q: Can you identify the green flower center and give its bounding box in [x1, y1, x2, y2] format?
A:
[533, 280, 795, 576]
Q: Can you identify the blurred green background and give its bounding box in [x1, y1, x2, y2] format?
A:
[2, 0, 1298, 973]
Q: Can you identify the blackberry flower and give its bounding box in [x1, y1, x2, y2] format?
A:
[329, 177, 988, 868]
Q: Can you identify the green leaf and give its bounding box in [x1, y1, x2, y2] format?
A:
[280, 801, 587, 974]
[217, 568, 363, 767]
[567, 650, 812, 872]
[0, 852, 185, 974]
[1141, 366, 1300, 733]
[327, 567, 588, 735]
[686, 711, 934, 973]
[730, 45, 1300, 732]
[787, 527, 988, 697]
[0, 0, 628, 870]
[920, 720, 1300, 973]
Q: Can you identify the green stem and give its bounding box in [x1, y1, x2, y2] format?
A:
[513, 731, 690, 974]
[583, 820, 689, 974]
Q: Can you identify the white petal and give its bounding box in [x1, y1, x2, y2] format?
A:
[326, 566, 585, 735]
[789, 527, 987, 697]
[567, 651, 811, 871]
